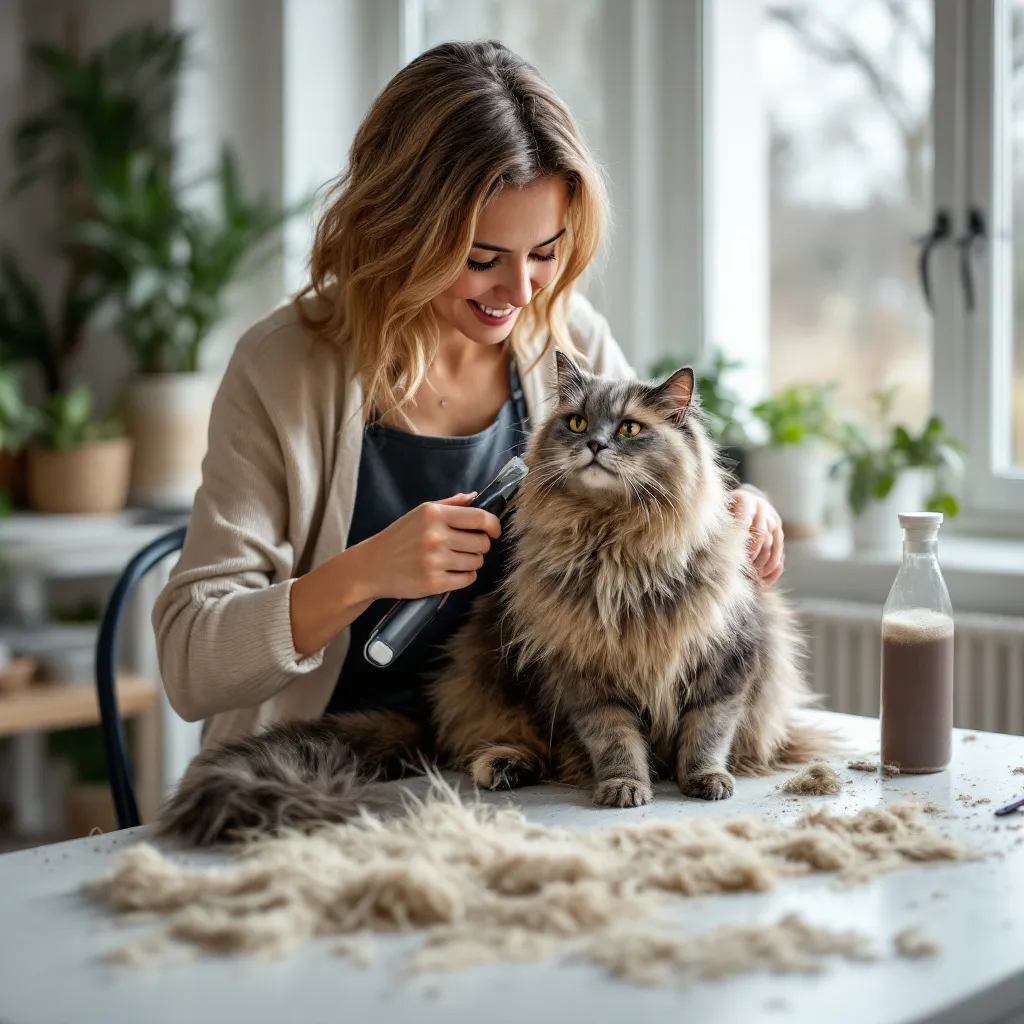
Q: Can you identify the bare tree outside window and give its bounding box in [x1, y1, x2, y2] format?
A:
[761, 0, 933, 429]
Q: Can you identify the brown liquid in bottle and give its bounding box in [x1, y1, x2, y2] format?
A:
[881, 610, 954, 773]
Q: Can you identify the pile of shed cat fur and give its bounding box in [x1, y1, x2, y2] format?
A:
[86, 771, 972, 987]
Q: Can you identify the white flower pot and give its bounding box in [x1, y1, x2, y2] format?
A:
[129, 372, 219, 510]
[745, 442, 829, 540]
[851, 468, 931, 555]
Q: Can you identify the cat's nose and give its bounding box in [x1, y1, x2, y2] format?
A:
[587, 440, 607, 455]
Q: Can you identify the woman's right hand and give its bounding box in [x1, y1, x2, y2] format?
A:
[353, 493, 502, 601]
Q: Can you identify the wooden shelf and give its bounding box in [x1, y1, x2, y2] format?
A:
[0, 676, 158, 737]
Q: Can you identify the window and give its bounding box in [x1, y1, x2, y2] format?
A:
[757, 0, 1024, 530]
[938, 0, 1024, 528]
[759, 1, 934, 429]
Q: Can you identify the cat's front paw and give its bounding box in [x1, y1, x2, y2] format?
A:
[469, 746, 542, 791]
[593, 777, 654, 808]
[680, 770, 735, 801]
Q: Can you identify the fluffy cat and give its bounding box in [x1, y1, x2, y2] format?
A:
[158, 354, 826, 845]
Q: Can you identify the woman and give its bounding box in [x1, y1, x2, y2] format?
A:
[153, 40, 784, 750]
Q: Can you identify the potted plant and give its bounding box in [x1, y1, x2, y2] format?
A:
[0, 363, 43, 508]
[26, 384, 132, 515]
[78, 150, 295, 509]
[832, 390, 963, 554]
[3, 26, 186, 397]
[650, 348, 752, 482]
[746, 382, 839, 540]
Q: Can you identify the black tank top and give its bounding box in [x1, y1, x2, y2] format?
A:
[324, 358, 529, 719]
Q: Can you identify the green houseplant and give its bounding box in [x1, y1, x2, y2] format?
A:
[25, 384, 131, 514]
[832, 389, 963, 553]
[76, 149, 300, 509]
[4, 25, 186, 397]
[649, 348, 751, 480]
[745, 382, 840, 540]
[0, 364, 43, 509]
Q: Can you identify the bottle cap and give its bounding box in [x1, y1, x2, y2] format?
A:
[898, 512, 943, 530]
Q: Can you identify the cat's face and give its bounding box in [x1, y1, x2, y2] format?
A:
[528, 352, 702, 509]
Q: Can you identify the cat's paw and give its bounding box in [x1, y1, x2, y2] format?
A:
[469, 746, 542, 791]
[680, 770, 735, 801]
[593, 778, 654, 808]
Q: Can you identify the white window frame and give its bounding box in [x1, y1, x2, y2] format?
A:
[934, 0, 1024, 535]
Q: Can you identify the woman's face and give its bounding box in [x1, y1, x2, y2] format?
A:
[432, 175, 569, 346]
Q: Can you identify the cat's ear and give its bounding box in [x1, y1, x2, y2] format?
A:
[554, 350, 586, 402]
[653, 367, 695, 423]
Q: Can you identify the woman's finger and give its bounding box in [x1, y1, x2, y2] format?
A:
[444, 570, 478, 591]
[440, 503, 502, 539]
[750, 514, 773, 571]
[442, 550, 486, 572]
[443, 524, 493, 555]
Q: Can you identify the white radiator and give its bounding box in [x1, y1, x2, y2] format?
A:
[793, 598, 1024, 736]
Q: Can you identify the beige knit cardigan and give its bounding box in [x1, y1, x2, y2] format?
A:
[153, 292, 647, 747]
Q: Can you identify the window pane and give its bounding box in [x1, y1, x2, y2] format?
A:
[1011, 1, 1024, 465]
[760, 1, 933, 428]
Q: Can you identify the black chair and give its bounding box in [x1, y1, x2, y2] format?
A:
[95, 525, 187, 830]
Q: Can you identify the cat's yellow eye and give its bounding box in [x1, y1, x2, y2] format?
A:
[618, 420, 642, 438]
[568, 414, 588, 433]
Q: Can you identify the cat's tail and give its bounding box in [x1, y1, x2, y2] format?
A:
[155, 712, 425, 847]
[731, 716, 847, 777]
[775, 717, 848, 767]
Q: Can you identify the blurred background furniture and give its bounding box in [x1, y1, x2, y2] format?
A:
[0, 511, 198, 846]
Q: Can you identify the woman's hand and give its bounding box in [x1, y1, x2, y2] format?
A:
[289, 493, 501, 656]
[728, 489, 784, 585]
[351, 492, 502, 601]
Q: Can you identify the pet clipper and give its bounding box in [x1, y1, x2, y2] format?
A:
[363, 455, 529, 667]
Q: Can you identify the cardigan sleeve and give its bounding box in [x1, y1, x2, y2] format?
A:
[151, 324, 326, 723]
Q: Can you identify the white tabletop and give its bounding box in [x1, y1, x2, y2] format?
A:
[2, 712, 1024, 1024]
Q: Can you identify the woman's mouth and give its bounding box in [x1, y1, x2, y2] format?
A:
[468, 299, 517, 327]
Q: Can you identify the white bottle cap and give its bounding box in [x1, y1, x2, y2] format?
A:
[898, 512, 943, 530]
[899, 511, 943, 548]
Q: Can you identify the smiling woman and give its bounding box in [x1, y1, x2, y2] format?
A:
[150, 39, 787, 754]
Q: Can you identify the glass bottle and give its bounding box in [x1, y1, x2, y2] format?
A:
[880, 512, 955, 773]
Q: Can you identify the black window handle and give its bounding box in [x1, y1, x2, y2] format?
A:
[955, 206, 987, 311]
[916, 208, 951, 313]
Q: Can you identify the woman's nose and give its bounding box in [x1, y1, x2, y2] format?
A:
[498, 259, 534, 308]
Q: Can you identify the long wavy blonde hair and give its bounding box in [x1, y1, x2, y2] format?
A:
[298, 39, 607, 421]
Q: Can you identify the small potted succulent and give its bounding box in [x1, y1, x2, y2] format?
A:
[832, 389, 963, 554]
[746, 382, 839, 540]
[26, 384, 132, 515]
[650, 348, 752, 482]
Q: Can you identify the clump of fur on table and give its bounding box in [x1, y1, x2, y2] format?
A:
[85, 777, 972, 986]
[780, 762, 842, 795]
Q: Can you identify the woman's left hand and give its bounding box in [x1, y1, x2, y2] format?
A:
[728, 489, 785, 585]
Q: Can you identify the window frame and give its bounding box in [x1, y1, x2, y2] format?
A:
[934, 0, 1024, 535]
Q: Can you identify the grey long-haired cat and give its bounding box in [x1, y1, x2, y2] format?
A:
[158, 354, 827, 845]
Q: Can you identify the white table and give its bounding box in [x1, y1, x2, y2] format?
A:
[2, 712, 1024, 1024]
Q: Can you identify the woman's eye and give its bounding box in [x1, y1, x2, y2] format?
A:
[618, 421, 642, 438]
[531, 251, 558, 263]
[467, 257, 499, 272]
[568, 414, 588, 433]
